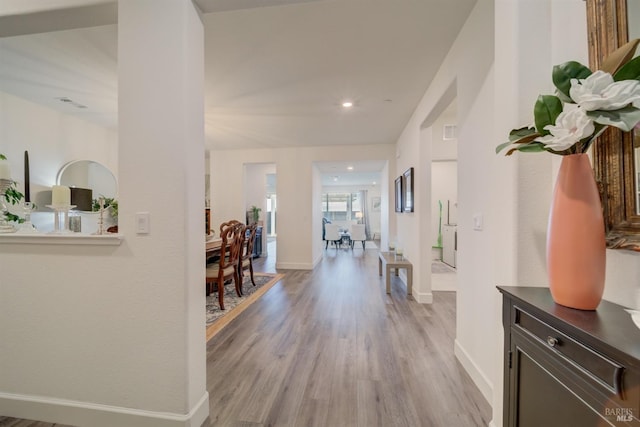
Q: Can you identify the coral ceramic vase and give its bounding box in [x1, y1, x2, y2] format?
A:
[547, 153, 605, 310]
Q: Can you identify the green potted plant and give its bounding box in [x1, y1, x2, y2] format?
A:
[0, 154, 25, 224]
[250, 205, 261, 224]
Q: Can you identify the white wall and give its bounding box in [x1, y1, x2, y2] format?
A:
[430, 102, 458, 247]
[312, 164, 323, 261]
[0, 2, 209, 426]
[394, 0, 494, 309]
[431, 103, 458, 161]
[210, 144, 395, 269]
[394, 0, 496, 414]
[244, 163, 275, 221]
[431, 161, 457, 244]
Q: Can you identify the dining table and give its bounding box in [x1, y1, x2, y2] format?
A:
[206, 236, 222, 255]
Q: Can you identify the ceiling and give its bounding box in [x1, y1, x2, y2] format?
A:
[0, 0, 473, 183]
[316, 160, 385, 187]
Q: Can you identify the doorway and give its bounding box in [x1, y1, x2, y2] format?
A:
[430, 99, 458, 291]
[244, 163, 276, 259]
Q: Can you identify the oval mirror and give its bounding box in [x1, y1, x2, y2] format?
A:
[57, 160, 117, 211]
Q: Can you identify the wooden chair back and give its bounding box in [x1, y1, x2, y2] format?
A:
[240, 223, 258, 264]
[220, 219, 241, 236]
[219, 222, 245, 270]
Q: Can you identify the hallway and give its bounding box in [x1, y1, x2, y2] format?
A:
[205, 249, 491, 426]
[0, 248, 490, 427]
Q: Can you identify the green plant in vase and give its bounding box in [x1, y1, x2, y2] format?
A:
[250, 205, 261, 224]
[92, 197, 118, 220]
[0, 154, 25, 224]
[495, 39, 640, 310]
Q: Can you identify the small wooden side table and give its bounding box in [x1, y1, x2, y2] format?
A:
[378, 251, 413, 295]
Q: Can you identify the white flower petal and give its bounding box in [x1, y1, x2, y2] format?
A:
[570, 71, 640, 111]
[534, 106, 594, 151]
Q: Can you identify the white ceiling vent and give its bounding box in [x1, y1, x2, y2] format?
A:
[443, 124, 457, 140]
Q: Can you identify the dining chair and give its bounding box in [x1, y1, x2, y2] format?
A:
[349, 224, 366, 249]
[205, 219, 241, 265]
[324, 223, 342, 249]
[205, 222, 245, 310]
[219, 219, 241, 235]
[239, 222, 258, 289]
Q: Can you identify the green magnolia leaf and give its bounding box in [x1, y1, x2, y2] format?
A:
[0, 154, 6, 160]
[555, 89, 572, 104]
[505, 141, 547, 156]
[516, 142, 547, 153]
[497, 128, 542, 154]
[496, 141, 512, 154]
[614, 55, 640, 81]
[552, 61, 592, 99]
[588, 106, 640, 132]
[508, 126, 537, 141]
[534, 95, 563, 135]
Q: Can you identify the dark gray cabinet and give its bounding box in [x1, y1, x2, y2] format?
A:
[499, 286, 640, 426]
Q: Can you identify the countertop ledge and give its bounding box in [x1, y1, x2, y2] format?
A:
[0, 233, 123, 245]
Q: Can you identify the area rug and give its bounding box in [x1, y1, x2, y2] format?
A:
[206, 272, 283, 341]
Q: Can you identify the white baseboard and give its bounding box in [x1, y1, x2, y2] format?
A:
[0, 391, 209, 427]
[413, 291, 433, 304]
[312, 253, 323, 268]
[454, 339, 493, 406]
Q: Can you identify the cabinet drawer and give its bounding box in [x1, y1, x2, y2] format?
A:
[514, 305, 624, 396]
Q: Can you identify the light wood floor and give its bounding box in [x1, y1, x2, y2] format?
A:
[0, 242, 491, 427]
[205, 245, 491, 426]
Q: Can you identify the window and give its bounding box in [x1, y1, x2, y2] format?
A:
[322, 192, 361, 221]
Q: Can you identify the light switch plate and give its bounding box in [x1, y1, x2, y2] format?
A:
[473, 213, 483, 231]
[136, 212, 150, 234]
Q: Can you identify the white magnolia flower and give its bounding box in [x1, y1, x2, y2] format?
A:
[535, 104, 595, 151]
[570, 70, 640, 111]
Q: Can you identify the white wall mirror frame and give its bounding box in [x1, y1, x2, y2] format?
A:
[56, 160, 117, 209]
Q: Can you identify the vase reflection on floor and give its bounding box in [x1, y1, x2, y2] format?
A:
[547, 153, 605, 310]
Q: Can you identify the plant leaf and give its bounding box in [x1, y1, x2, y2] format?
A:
[511, 132, 542, 145]
[505, 141, 547, 156]
[497, 128, 542, 154]
[517, 142, 547, 153]
[614, 55, 640, 81]
[496, 141, 512, 154]
[588, 106, 640, 132]
[508, 126, 537, 141]
[555, 89, 573, 104]
[534, 95, 563, 135]
[552, 61, 592, 99]
[600, 39, 640, 75]
[0, 154, 6, 160]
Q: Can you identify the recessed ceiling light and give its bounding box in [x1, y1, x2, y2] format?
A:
[372, 181, 377, 185]
[333, 176, 339, 182]
[347, 166, 354, 171]
[342, 101, 353, 108]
